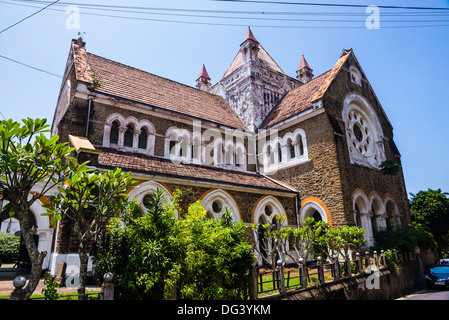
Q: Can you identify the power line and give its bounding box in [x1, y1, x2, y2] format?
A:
[213, 0, 449, 11]
[3, 0, 449, 29]
[9, 0, 449, 16]
[0, 54, 62, 78]
[0, 0, 61, 34]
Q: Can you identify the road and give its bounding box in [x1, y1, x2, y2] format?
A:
[397, 289, 449, 300]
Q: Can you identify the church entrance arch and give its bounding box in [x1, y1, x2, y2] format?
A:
[0, 198, 53, 269]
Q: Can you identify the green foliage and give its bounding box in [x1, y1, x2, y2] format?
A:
[383, 250, 401, 272]
[372, 224, 437, 254]
[409, 188, 449, 257]
[254, 217, 366, 265]
[0, 118, 77, 215]
[41, 273, 59, 300]
[89, 70, 104, 90]
[0, 233, 20, 263]
[173, 202, 255, 300]
[379, 160, 402, 175]
[94, 190, 255, 300]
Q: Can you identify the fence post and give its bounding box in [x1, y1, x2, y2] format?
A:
[10, 276, 27, 300]
[277, 259, 285, 294]
[365, 251, 370, 269]
[298, 257, 307, 288]
[380, 250, 386, 267]
[333, 255, 340, 281]
[356, 252, 363, 274]
[344, 258, 352, 278]
[101, 272, 114, 300]
[249, 265, 258, 300]
[317, 256, 325, 285]
[373, 251, 379, 268]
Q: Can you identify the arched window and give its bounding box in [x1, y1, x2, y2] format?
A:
[138, 128, 148, 150]
[110, 121, 119, 145]
[165, 127, 192, 163]
[124, 125, 134, 148]
[200, 189, 241, 221]
[343, 93, 385, 169]
[277, 143, 282, 164]
[349, 65, 362, 86]
[297, 134, 304, 156]
[225, 143, 234, 165]
[287, 138, 295, 159]
[235, 143, 246, 170]
[192, 136, 201, 163]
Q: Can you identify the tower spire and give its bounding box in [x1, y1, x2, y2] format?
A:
[296, 55, 313, 84]
[196, 64, 211, 91]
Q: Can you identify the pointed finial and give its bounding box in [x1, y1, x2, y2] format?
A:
[242, 26, 258, 44]
[197, 64, 210, 80]
[298, 55, 310, 70]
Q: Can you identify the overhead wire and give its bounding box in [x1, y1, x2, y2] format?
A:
[0, 0, 61, 34]
[2, 0, 449, 28]
[0, 54, 62, 78]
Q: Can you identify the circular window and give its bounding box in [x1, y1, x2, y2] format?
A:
[264, 204, 273, 216]
[143, 194, 154, 207]
[212, 200, 222, 214]
[347, 110, 373, 157]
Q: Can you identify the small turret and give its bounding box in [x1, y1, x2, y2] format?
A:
[296, 55, 314, 84]
[196, 64, 211, 91]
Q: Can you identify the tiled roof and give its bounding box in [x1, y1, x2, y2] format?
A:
[261, 70, 331, 128]
[71, 40, 246, 130]
[97, 147, 296, 194]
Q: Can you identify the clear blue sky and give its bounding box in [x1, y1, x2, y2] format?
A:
[1, 0, 448, 198]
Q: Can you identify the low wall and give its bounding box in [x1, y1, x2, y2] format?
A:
[259, 259, 426, 300]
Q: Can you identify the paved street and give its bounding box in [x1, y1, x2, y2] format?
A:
[397, 289, 449, 300]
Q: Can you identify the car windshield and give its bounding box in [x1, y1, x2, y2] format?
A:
[430, 266, 449, 274]
[440, 260, 449, 265]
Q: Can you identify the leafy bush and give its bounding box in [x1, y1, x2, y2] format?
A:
[0, 233, 20, 263]
[372, 223, 437, 254]
[94, 189, 255, 300]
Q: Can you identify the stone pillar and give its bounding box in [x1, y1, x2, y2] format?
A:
[298, 257, 308, 288]
[10, 276, 27, 300]
[101, 272, 114, 300]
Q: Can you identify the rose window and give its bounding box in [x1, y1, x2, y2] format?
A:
[347, 110, 375, 159]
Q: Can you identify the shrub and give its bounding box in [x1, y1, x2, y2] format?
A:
[0, 233, 20, 263]
[94, 190, 255, 300]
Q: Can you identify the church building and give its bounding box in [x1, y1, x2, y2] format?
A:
[8, 28, 411, 274]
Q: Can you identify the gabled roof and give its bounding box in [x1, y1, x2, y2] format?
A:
[261, 50, 353, 128]
[97, 147, 297, 194]
[261, 70, 331, 128]
[70, 39, 246, 130]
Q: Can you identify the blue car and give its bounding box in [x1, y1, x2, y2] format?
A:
[424, 265, 449, 289]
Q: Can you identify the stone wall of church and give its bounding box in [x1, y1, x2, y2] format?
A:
[320, 54, 411, 226]
[164, 183, 296, 226]
[266, 112, 347, 227]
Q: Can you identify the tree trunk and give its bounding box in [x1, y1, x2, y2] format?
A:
[78, 239, 89, 300]
[16, 205, 46, 300]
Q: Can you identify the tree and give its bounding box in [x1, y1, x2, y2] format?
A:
[409, 188, 449, 257]
[172, 200, 255, 299]
[95, 190, 255, 300]
[45, 167, 136, 299]
[0, 118, 81, 299]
